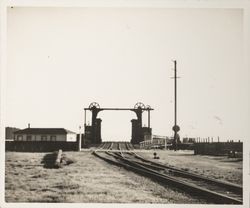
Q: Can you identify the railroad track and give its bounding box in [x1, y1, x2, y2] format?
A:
[97, 142, 112, 150]
[93, 142, 243, 204]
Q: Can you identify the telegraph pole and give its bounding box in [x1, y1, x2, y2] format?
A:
[172, 60, 180, 151]
[174, 60, 177, 127]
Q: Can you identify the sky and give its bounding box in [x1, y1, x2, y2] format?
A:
[5, 7, 249, 142]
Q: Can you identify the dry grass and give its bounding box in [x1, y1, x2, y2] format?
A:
[5, 151, 205, 203]
[138, 150, 243, 185]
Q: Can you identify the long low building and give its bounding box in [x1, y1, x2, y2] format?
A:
[13, 128, 77, 142]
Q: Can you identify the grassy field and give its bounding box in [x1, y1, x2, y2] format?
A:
[138, 150, 243, 185]
[5, 151, 205, 203]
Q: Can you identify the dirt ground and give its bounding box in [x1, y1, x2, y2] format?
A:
[138, 149, 243, 185]
[5, 151, 206, 203]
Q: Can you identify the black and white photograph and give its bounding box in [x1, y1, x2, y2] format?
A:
[0, 0, 249, 207]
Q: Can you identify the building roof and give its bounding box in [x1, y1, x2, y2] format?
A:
[14, 128, 76, 135]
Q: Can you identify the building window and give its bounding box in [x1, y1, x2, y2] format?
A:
[41, 135, 47, 141]
[50, 135, 56, 141]
[17, 135, 23, 141]
[26, 135, 32, 141]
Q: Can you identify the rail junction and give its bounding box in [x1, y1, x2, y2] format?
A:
[93, 142, 243, 204]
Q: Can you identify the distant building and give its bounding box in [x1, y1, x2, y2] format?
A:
[5, 127, 20, 140]
[13, 128, 77, 142]
[182, 137, 196, 143]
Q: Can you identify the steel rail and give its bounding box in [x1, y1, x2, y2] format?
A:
[97, 143, 105, 149]
[130, 152, 242, 194]
[110, 150, 242, 204]
[121, 147, 242, 194]
[111, 143, 242, 196]
[115, 151, 243, 200]
[109, 142, 113, 150]
[125, 142, 131, 151]
[93, 150, 242, 204]
[97, 142, 242, 203]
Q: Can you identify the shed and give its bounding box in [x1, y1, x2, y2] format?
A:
[13, 128, 77, 142]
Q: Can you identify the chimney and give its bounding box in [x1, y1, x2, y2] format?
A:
[28, 123, 30, 128]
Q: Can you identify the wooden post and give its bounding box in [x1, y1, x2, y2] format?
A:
[55, 149, 62, 168]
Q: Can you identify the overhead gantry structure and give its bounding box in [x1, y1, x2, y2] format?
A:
[83, 102, 154, 144]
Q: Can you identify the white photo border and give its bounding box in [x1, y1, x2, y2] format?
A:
[0, 0, 249, 208]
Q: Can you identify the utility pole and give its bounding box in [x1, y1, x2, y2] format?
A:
[174, 60, 177, 127]
[79, 126, 82, 151]
[172, 60, 180, 151]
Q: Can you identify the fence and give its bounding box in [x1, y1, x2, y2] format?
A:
[194, 142, 243, 156]
[5, 140, 80, 152]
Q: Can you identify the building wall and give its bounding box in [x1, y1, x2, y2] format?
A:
[14, 134, 67, 142]
[66, 133, 77, 142]
[5, 127, 20, 140]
